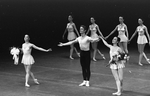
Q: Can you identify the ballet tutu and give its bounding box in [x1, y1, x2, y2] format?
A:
[21, 54, 35, 65]
[67, 32, 77, 41]
[110, 62, 125, 70]
[118, 34, 128, 42]
[137, 35, 148, 44]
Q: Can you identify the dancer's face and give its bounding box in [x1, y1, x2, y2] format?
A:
[112, 37, 118, 44]
[90, 18, 95, 23]
[80, 27, 85, 34]
[119, 17, 124, 23]
[24, 35, 30, 42]
[68, 16, 73, 22]
[138, 19, 143, 25]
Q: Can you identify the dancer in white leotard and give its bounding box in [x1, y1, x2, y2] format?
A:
[22, 35, 51, 87]
[100, 36, 125, 96]
[105, 16, 129, 59]
[86, 17, 105, 61]
[129, 18, 150, 66]
[63, 15, 80, 59]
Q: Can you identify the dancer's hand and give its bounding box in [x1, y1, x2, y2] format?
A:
[58, 42, 63, 47]
[47, 48, 52, 52]
[104, 36, 109, 40]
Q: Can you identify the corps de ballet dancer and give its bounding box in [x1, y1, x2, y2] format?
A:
[59, 25, 99, 87]
[105, 16, 129, 60]
[129, 18, 150, 66]
[62, 15, 80, 59]
[100, 36, 125, 96]
[21, 35, 52, 87]
[86, 17, 105, 61]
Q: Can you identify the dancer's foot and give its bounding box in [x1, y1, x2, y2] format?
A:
[112, 91, 121, 95]
[79, 81, 86, 86]
[34, 79, 39, 85]
[101, 54, 106, 60]
[69, 56, 74, 60]
[139, 63, 143, 66]
[85, 81, 90, 87]
[146, 59, 150, 64]
[25, 83, 30, 87]
[93, 58, 97, 61]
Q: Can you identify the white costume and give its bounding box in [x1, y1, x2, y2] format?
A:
[137, 25, 148, 44]
[21, 43, 35, 65]
[89, 24, 99, 39]
[67, 23, 77, 41]
[117, 24, 128, 42]
[109, 45, 125, 69]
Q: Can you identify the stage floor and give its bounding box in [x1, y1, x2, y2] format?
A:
[0, 48, 150, 96]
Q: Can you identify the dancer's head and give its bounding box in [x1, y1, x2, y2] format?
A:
[112, 37, 119, 44]
[24, 34, 30, 42]
[80, 25, 86, 35]
[138, 18, 143, 25]
[90, 17, 95, 24]
[68, 15, 73, 22]
[119, 16, 124, 23]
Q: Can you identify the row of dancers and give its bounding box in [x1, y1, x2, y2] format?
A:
[10, 15, 150, 96]
[63, 15, 150, 66]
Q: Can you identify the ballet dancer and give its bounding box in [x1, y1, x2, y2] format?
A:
[100, 36, 125, 96]
[62, 15, 80, 59]
[105, 16, 129, 59]
[129, 18, 150, 66]
[21, 35, 51, 87]
[86, 17, 105, 61]
[59, 25, 99, 87]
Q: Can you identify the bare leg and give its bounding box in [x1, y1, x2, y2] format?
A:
[138, 44, 144, 66]
[118, 68, 124, 93]
[24, 65, 31, 87]
[29, 66, 39, 84]
[74, 45, 80, 57]
[111, 69, 121, 95]
[70, 44, 74, 59]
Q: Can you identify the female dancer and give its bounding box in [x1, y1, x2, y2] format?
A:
[59, 25, 99, 87]
[129, 18, 150, 66]
[100, 36, 125, 96]
[22, 35, 51, 87]
[86, 17, 105, 61]
[62, 15, 80, 59]
[105, 16, 129, 59]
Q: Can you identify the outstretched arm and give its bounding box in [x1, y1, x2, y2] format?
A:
[73, 24, 80, 37]
[32, 44, 51, 52]
[129, 29, 137, 42]
[99, 36, 111, 48]
[97, 25, 104, 38]
[58, 39, 78, 46]
[105, 26, 117, 39]
[125, 25, 129, 39]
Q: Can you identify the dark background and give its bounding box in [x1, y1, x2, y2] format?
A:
[0, 0, 150, 58]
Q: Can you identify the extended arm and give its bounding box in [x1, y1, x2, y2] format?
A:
[129, 29, 137, 41]
[58, 39, 78, 46]
[100, 36, 111, 48]
[96, 25, 104, 38]
[105, 26, 118, 39]
[73, 24, 80, 37]
[144, 26, 150, 43]
[125, 25, 129, 39]
[32, 44, 51, 52]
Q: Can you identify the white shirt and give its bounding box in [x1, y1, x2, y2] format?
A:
[76, 36, 93, 51]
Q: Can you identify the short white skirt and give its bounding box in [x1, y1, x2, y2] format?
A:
[110, 62, 125, 70]
[137, 35, 148, 44]
[68, 32, 77, 41]
[118, 34, 128, 42]
[21, 54, 35, 65]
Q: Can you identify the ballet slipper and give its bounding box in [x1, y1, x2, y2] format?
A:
[79, 81, 86, 86]
[138, 63, 143, 66]
[93, 58, 97, 61]
[34, 79, 39, 85]
[25, 83, 30, 87]
[69, 56, 74, 60]
[146, 59, 150, 64]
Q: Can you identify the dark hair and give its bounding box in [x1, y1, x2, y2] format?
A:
[80, 25, 86, 30]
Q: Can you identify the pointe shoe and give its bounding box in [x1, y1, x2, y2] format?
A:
[93, 58, 97, 61]
[69, 56, 74, 60]
[146, 59, 150, 64]
[101, 54, 106, 60]
[112, 92, 121, 95]
[25, 83, 30, 87]
[79, 81, 86, 86]
[139, 63, 143, 66]
[34, 79, 39, 85]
